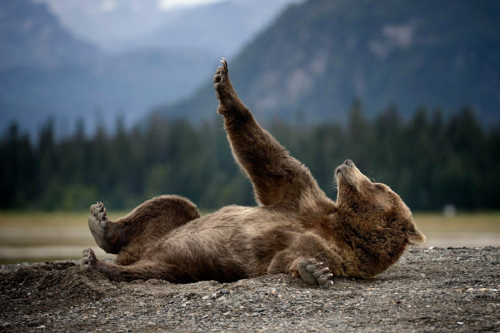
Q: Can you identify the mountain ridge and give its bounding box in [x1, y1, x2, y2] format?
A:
[0, 0, 98, 70]
[156, 0, 500, 124]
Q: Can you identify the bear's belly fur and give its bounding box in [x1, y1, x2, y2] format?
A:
[141, 205, 308, 283]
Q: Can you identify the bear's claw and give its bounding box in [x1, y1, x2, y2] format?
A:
[297, 258, 334, 288]
[220, 57, 227, 68]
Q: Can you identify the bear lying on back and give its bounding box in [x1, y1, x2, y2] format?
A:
[81, 59, 426, 287]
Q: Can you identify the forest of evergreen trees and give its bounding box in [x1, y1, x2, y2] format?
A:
[1, 102, 499, 212]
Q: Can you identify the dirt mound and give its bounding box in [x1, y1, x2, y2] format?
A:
[0, 262, 113, 318]
[1, 248, 499, 332]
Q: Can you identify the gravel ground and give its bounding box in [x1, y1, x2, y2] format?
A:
[1, 247, 499, 332]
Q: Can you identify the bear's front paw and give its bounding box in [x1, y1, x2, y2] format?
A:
[213, 58, 229, 100]
[213, 57, 238, 110]
[297, 258, 334, 289]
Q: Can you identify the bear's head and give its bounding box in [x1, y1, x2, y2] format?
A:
[334, 159, 426, 276]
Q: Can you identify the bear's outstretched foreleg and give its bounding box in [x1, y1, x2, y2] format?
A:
[214, 59, 326, 209]
[88, 195, 199, 259]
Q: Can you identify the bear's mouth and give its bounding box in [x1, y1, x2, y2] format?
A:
[336, 167, 352, 186]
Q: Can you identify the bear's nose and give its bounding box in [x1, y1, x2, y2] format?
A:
[344, 159, 353, 166]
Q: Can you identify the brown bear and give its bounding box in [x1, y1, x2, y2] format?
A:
[81, 59, 426, 287]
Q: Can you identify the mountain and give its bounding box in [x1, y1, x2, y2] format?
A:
[0, 49, 216, 134]
[0, 0, 97, 70]
[1, 0, 302, 134]
[157, 0, 500, 124]
[0, 0, 218, 134]
[0, 47, 217, 132]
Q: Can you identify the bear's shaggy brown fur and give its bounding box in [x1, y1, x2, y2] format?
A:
[81, 59, 426, 287]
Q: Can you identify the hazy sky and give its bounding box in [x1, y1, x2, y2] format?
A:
[153, 0, 225, 10]
[98, 0, 226, 12]
[37, 0, 226, 13]
[35, 0, 227, 49]
[35, 0, 299, 51]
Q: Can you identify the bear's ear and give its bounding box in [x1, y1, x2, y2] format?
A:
[408, 227, 426, 245]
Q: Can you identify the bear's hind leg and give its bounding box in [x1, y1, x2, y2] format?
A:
[88, 195, 200, 257]
[81, 247, 193, 283]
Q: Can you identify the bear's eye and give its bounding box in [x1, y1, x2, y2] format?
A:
[375, 185, 383, 190]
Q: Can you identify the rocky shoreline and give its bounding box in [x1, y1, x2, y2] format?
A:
[1, 247, 499, 332]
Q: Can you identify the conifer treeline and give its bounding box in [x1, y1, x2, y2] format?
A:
[1, 103, 499, 211]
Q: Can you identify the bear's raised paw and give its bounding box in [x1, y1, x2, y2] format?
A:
[213, 58, 238, 110]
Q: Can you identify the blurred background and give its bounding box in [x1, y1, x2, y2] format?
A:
[0, 0, 499, 264]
